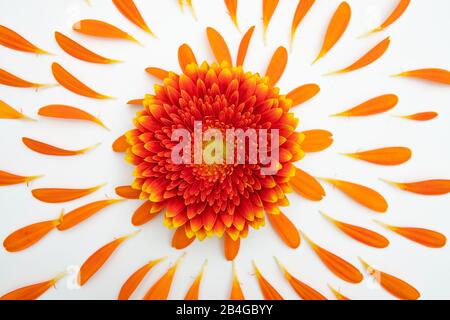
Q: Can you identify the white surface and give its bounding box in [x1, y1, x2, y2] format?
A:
[0, 0, 449, 300]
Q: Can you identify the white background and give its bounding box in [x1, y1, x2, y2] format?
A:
[0, 0, 449, 300]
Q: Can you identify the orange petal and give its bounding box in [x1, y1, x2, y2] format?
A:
[300, 129, 333, 152]
[303, 232, 363, 283]
[55, 32, 120, 64]
[224, 232, 240, 260]
[73, 19, 139, 44]
[328, 37, 390, 74]
[113, 134, 130, 152]
[145, 67, 169, 80]
[0, 272, 66, 300]
[178, 44, 197, 73]
[267, 211, 300, 249]
[365, 0, 411, 35]
[265, 46, 288, 87]
[224, 0, 239, 30]
[393, 68, 450, 85]
[22, 137, 100, 156]
[262, 0, 280, 42]
[286, 84, 320, 108]
[290, 0, 315, 50]
[51, 62, 113, 99]
[0, 99, 32, 120]
[275, 258, 327, 300]
[230, 262, 245, 300]
[321, 211, 389, 248]
[118, 257, 166, 300]
[0, 67, 53, 88]
[79, 231, 139, 286]
[127, 98, 144, 106]
[359, 257, 420, 300]
[290, 167, 325, 201]
[3, 215, 62, 252]
[383, 179, 450, 195]
[184, 260, 207, 300]
[206, 27, 232, 65]
[112, 0, 155, 36]
[344, 147, 411, 166]
[57, 199, 125, 231]
[313, 2, 351, 64]
[328, 284, 350, 300]
[236, 26, 255, 67]
[115, 185, 141, 199]
[0, 170, 42, 186]
[38, 104, 108, 129]
[143, 254, 185, 300]
[375, 220, 446, 248]
[322, 178, 388, 212]
[32, 184, 106, 203]
[172, 226, 195, 249]
[132, 201, 162, 226]
[399, 111, 438, 121]
[0, 25, 50, 54]
[332, 94, 398, 116]
[253, 261, 283, 300]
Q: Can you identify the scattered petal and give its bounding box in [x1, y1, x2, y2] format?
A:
[313, 2, 351, 64]
[331, 94, 398, 116]
[3, 214, 62, 252]
[382, 179, 450, 195]
[230, 261, 245, 300]
[262, 0, 280, 43]
[328, 284, 350, 300]
[300, 129, 333, 152]
[0, 25, 50, 54]
[236, 26, 255, 66]
[118, 257, 166, 300]
[112, 0, 156, 37]
[143, 254, 185, 300]
[344, 147, 411, 166]
[132, 200, 162, 226]
[127, 98, 144, 106]
[206, 27, 232, 65]
[32, 184, 106, 203]
[275, 257, 327, 300]
[290, 166, 325, 201]
[38, 104, 108, 129]
[0, 170, 42, 186]
[267, 211, 300, 248]
[290, 0, 315, 50]
[375, 220, 446, 248]
[73, 19, 140, 44]
[393, 68, 450, 85]
[0, 99, 33, 120]
[51, 62, 113, 99]
[327, 37, 390, 74]
[22, 137, 100, 156]
[398, 111, 438, 121]
[303, 232, 363, 283]
[172, 226, 195, 249]
[57, 199, 125, 231]
[224, 232, 240, 260]
[321, 178, 388, 212]
[253, 261, 283, 300]
[79, 231, 140, 286]
[364, 0, 411, 36]
[184, 260, 207, 300]
[0, 272, 66, 300]
[359, 257, 420, 300]
[287, 84, 320, 108]
[265, 46, 288, 87]
[0, 67, 54, 88]
[224, 0, 239, 30]
[320, 211, 389, 248]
